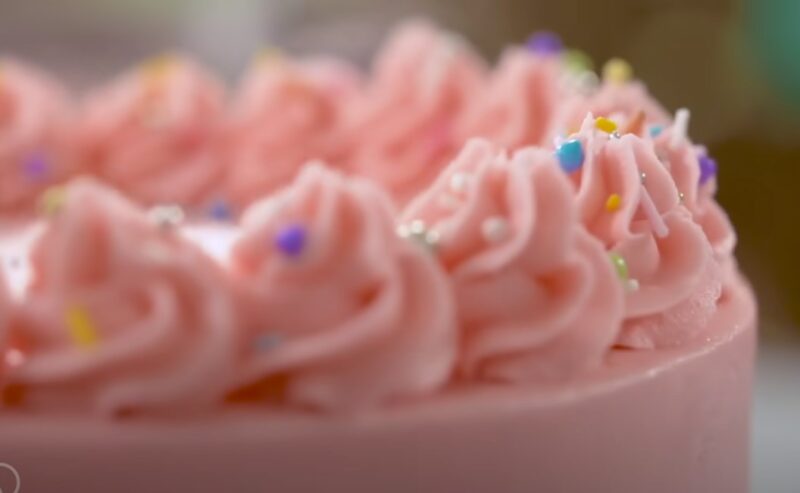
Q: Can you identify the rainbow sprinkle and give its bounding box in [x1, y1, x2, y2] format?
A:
[275, 224, 307, 257]
[602, 58, 632, 84]
[555, 139, 584, 173]
[39, 186, 66, 217]
[609, 252, 629, 280]
[65, 305, 99, 349]
[605, 193, 622, 212]
[595, 117, 618, 134]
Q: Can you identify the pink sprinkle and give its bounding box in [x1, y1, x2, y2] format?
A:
[639, 186, 669, 238]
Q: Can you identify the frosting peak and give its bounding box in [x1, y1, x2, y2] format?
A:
[230, 164, 458, 410]
[75, 56, 226, 206]
[5, 178, 237, 415]
[403, 139, 625, 381]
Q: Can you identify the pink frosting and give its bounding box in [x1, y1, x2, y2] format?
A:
[557, 80, 670, 137]
[402, 140, 624, 381]
[0, 274, 9, 377]
[652, 126, 736, 257]
[341, 21, 486, 205]
[222, 56, 362, 208]
[456, 48, 567, 150]
[566, 116, 723, 348]
[0, 59, 74, 213]
[230, 164, 457, 411]
[74, 55, 226, 206]
[4, 179, 237, 415]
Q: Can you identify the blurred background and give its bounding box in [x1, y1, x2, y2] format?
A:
[0, 0, 797, 490]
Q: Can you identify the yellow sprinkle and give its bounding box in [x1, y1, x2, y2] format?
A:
[563, 49, 594, 73]
[595, 117, 618, 134]
[39, 186, 66, 216]
[602, 58, 633, 84]
[255, 47, 284, 67]
[140, 54, 178, 83]
[65, 305, 99, 349]
[605, 193, 622, 212]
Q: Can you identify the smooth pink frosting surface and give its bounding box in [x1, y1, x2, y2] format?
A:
[74, 56, 226, 206]
[229, 164, 457, 410]
[403, 140, 624, 381]
[222, 56, 362, 208]
[0, 59, 74, 213]
[341, 21, 486, 205]
[4, 179, 237, 415]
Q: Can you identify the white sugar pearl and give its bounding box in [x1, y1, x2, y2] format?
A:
[449, 172, 468, 193]
[481, 216, 510, 244]
[148, 205, 184, 229]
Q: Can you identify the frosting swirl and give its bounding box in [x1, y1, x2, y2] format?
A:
[5, 179, 237, 415]
[75, 55, 225, 206]
[402, 140, 624, 381]
[222, 56, 362, 208]
[342, 21, 486, 205]
[457, 48, 567, 150]
[230, 164, 457, 411]
[566, 116, 722, 348]
[0, 59, 74, 213]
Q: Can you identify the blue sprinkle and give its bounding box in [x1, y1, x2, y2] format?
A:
[208, 199, 233, 221]
[698, 155, 718, 185]
[254, 333, 282, 351]
[555, 139, 584, 173]
[275, 223, 307, 257]
[21, 152, 50, 181]
[649, 125, 664, 138]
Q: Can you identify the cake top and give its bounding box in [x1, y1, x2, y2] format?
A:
[0, 21, 740, 417]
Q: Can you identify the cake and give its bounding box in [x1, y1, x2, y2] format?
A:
[0, 22, 757, 493]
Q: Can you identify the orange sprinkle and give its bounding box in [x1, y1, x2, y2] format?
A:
[605, 193, 622, 212]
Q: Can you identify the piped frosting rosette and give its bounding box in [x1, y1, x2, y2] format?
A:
[222, 55, 362, 209]
[401, 139, 624, 381]
[229, 164, 457, 411]
[650, 114, 736, 258]
[3, 179, 237, 415]
[456, 47, 568, 151]
[0, 59, 74, 213]
[341, 21, 486, 205]
[74, 55, 225, 206]
[562, 115, 723, 348]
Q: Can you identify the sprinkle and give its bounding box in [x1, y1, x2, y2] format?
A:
[141, 54, 177, 84]
[397, 220, 439, 252]
[275, 223, 307, 257]
[555, 139, 584, 173]
[639, 187, 669, 238]
[649, 125, 664, 138]
[481, 216, 510, 244]
[595, 117, 618, 134]
[605, 193, 622, 212]
[254, 333, 282, 351]
[626, 279, 640, 292]
[574, 70, 600, 95]
[640, 172, 647, 184]
[670, 108, 690, 149]
[602, 58, 633, 84]
[609, 252, 629, 280]
[148, 204, 184, 230]
[39, 186, 66, 216]
[678, 191, 685, 203]
[698, 155, 717, 185]
[65, 305, 99, 349]
[563, 49, 594, 73]
[525, 31, 563, 55]
[449, 172, 469, 193]
[22, 152, 50, 181]
[208, 199, 233, 222]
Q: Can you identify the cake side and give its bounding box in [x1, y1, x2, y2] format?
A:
[0, 273, 755, 493]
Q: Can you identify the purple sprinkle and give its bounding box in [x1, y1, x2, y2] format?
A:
[21, 152, 50, 181]
[208, 199, 233, 221]
[274, 223, 307, 257]
[525, 31, 564, 55]
[698, 155, 717, 185]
